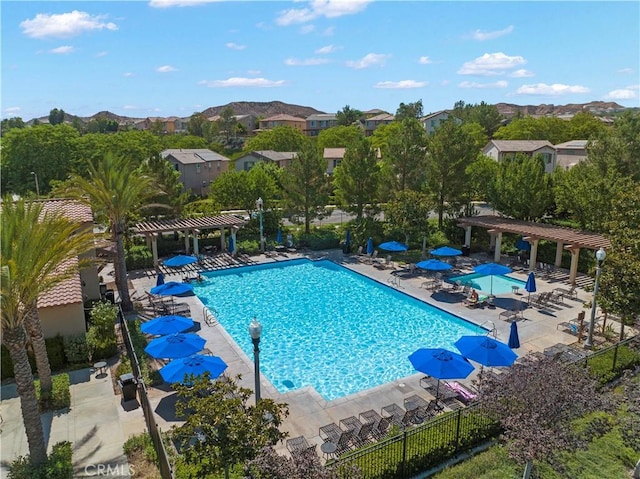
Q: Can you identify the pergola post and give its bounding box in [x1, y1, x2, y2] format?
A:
[220, 228, 226, 252]
[493, 231, 503, 263]
[464, 226, 472, 248]
[193, 229, 200, 258]
[184, 229, 190, 254]
[231, 227, 238, 257]
[566, 246, 581, 285]
[528, 238, 540, 271]
[554, 242, 564, 267]
[151, 233, 159, 267]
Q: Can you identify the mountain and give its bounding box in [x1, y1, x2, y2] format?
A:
[200, 101, 324, 119]
[494, 101, 627, 118]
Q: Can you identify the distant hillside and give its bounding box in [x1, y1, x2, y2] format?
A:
[494, 101, 627, 118]
[200, 101, 324, 119]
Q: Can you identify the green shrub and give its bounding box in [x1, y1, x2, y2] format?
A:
[45, 335, 66, 372]
[116, 357, 133, 378]
[87, 301, 119, 361]
[8, 441, 73, 479]
[587, 345, 640, 384]
[126, 244, 153, 270]
[124, 432, 157, 463]
[63, 334, 89, 364]
[36, 373, 70, 411]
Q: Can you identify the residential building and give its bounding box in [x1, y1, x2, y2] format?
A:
[305, 113, 337, 137]
[482, 140, 557, 173]
[554, 140, 589, 169]
[135, 116, 188, 133]
[322, 147, 382, 175]
[364, 113, 395, 136]
[161, 149, 231, 195]
[207, 114, 257, 135]
[235, 150, 297, 171]
[258, 114, 306, 133]
[420, 110, 460, 135]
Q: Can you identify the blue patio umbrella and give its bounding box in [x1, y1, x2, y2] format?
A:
[515, 238, 531, 251]
[150, 281, 194, 297]
[160, 354, 228, 384]
[140, 315, 194, 336]
[430, 246, 463, 257]
[345, 229, 351, 249]
[416, 259, 453, 271]
[455, 336, 517, 368]
[508, 321, 521, 349]
[164, 255, 198, 268]
[144, 333, 206, 359]
[525, 272, 537, 303]
[228, 236, 235, 253]
[474, 263, 513, 296]
[366, 237, 374, 255]
[276, 228, 283, 244]
[408, 347, 474, 405]
[378, 241, 409, 252]
[156, 272, 165, 287]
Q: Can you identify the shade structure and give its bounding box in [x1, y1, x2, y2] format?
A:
[366, 237, 374, 255]
[164, 255, 198, 268]
[474, 263, 513, 295]
[409, 348, 474, 405]
[276, 228, 283, 244]
[416, 259, 453, 272]
[144, 333, 206, 359]
[159, 354, 227, 384]
[140, 315, 194, 336]
[156, 273, 165, 287]
[430, 246, 462, 257]
[378, 241, 408, 252]
[455, 336, 517, 368]
[515, 238, 531, 251]
[150, 281, 194, 297]
[508, 321, 521, 349]
[525, 272, 537, 303]
[228, 236, 235, 253]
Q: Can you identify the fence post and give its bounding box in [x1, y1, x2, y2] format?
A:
[454, 409, 462, 453]
[612, 342, 620, 372]
[402, 430, 408, 478]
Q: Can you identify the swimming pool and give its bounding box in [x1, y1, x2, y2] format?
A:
[448, 272, 526, 295]
[193, 259, 486, 401]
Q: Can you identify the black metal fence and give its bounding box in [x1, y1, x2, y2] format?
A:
[119, 308, 175, 479]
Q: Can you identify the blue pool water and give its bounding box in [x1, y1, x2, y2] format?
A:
[193, 259, 486, 401]
[448, 272, 526, 295]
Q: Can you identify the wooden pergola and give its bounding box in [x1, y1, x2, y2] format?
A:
[458, 216, 611, 285]
[134, 215, 247, 266]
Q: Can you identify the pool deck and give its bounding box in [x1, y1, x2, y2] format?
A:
[125, 249, 609, 457]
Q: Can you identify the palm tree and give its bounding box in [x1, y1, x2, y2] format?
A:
[1, 199, 95, 465]
[64, 153, 160, 312]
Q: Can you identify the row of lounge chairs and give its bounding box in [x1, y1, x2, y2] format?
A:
[145, 292, 191, 316]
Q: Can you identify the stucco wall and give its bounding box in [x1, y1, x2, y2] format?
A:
[39, 302, 86, 338]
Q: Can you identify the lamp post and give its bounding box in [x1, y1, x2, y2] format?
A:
[256, 197, 265, 252]
[584, 247, 606, 349]
[30, 171, 40, 196]
[248, 317, 262, 403]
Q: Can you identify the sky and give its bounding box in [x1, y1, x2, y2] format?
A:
[2, 1, 639, 121]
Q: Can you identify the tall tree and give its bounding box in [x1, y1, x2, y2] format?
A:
[62, 153, 161, 312]
[382, 190, 433, 251]
[332, 136, 380, 220]
[316, 125, 364, 150]
[395, 100, 423, 120]
[425, 119, 477, 228]
[219, 106, 237, 141]
[493, 116, 568, 144]
[187, 112, 208, 137]
[1, 198, 95, 466]
[140, 154, 190, 217]
[380, 118, 428, 195]
[48, 108, 65, 125]
[335, 105, 363, 126]
[244, 126, 306, 152]
[211, 170, 254, 211]
[281, 141, 330, 234]
[489, 154, 554, 220]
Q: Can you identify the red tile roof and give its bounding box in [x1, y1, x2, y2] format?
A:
[40, 198, 94, 223]
[37, 257, 84, 308]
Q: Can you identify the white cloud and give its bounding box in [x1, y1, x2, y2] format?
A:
[322, 26, 335, 36]
[617, 68, 633, 74]
[247, 70, 261, 75]
[123, 105, 140, 110]
[418, 56, 432, 65]
[509, 69, 534, 78]
[156, 65, 177, 72]
[458, 52, 526, 76]
[276, 0, 372, 26]
[471, 25, 514, 41]
[346, 53, 390, 69]
[515, 83, 590, 95]
[20, 11, 117, 39]
[605, 87, 639, 100]
[374, 80, 427, 89]
[198, 77, 286, 87]
[284, 57, 330, 66]
[226, 42, 246, 50]
[459, 80, 508, 89]
[300, 25, 315, 34]
[123, 72, 134, 77]
[149, 0, 222, 7]
[96, 51, 108, 57]
[315, 45, 340, 54]
[50, 45, 75, 54]
[4, 106, 21, 115]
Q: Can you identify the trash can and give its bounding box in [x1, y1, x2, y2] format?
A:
[462, 245, 470, 257]
[118, 373, 137, 401]
[104, 289, 115, 304]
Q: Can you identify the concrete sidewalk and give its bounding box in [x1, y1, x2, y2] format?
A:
[0, 367, 132, 478]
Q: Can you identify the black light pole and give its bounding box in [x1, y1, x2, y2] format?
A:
[584, 247, 606, 349]
[248, 317, 262, 403]
[31, 171, 40, 196]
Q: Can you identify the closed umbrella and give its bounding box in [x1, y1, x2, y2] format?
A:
[408, 348, 474, 406]
[366, 237, 374, 255]
[160, 354, 228, 384]
[156, 273, 165, 287]
[416, 259, 453, 272]
[228, 236, 235, 254]
[276, 228, 283, 244]
[525, 272, 537, 303]
[378, 241, 408, 252]
[474, 263, 512, 296]
[430, 246, 462, 257]
[144, 333, 206, 359]
[455, 336, 517, 368]
[164, 255, 198, 268]
[515, 238, 531, 251]
[150, 281, 193, 297]
[140, 315, 194, 336]
[508, 321, 521, 349]
[345, 229, 351, 251]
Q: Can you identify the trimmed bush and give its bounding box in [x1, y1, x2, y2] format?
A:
[587, 344, 640, 385]
[36, 373, 70, 411]
[8, 441, 73, 479]
[63, 334, 89, 364]
[126, 244, 153, 270]
[124, 432, 157, 463]
[44, 335, 66, 372]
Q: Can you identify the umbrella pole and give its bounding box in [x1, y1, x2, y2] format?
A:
[435, 379, 440, 408]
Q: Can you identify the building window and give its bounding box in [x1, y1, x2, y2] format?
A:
[217, 161, 221, 169]
[196, 164, 201, 173]
[174, 163, 179, 171]
[207, 161, 212, 169]
[333, 159, 341, 168]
